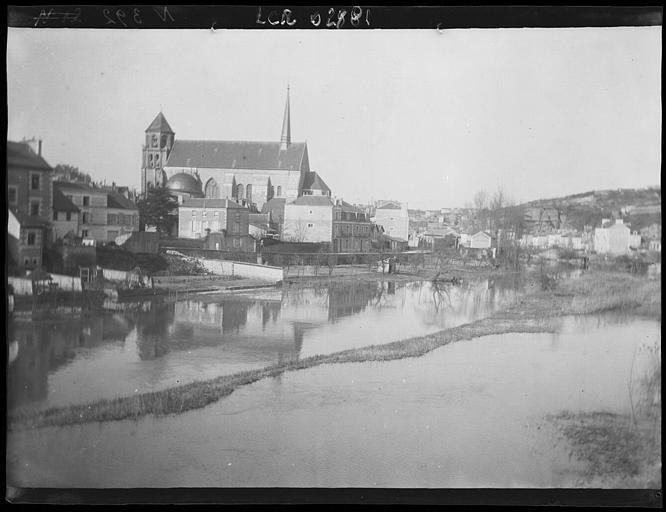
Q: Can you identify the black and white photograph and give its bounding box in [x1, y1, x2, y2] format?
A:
[5, 5, 662, 501]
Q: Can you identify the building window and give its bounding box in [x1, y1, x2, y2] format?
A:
[233, 222, 240, 234]
[233, 238, 240, 248]
[82, 229, 89, 237]
[83, 196, 90, 207]
[82, 212, 88, 224]
[31, 173, 40, 190]
[30, 201, 40, 216]
[277, 186, 282, 197]
[53, 211, 58, 221]
[307, 223, 314, 228]
[309, 210, 313, 215]
[66, 212, 72, 221]
[27, 232, 36, 245]
[8, 186, 18, 204]
[152, 135, 158, 148]
[246, 184, 253, 203]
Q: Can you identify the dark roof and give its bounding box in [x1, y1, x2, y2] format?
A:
[334, 200, 365, 215]
[166, 172, 204, 196]
[302, 171, 331, 194]
[181, 198, 245, 209]
[52, 188, 80, 212]
[107, 192, 137, 210]
[165, 140, 307, 171]
[7, 141, 52, 171]
[146, 112, 174, 133]
[290, 196, 334, 207]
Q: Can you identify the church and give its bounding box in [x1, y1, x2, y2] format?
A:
[141, 88, 330, 211]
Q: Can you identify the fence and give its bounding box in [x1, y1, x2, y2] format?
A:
[8, 273, 83, 296]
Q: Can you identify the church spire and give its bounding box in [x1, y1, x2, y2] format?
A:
[280, 85, 291, 151]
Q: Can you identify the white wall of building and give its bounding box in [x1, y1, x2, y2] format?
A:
[283, 203, 332, 243]
[374, 204, 409, 241]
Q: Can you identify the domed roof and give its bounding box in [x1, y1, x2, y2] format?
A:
[166, 172, 203, 197]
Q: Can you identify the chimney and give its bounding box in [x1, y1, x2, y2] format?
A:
[38, 139, 42, 156]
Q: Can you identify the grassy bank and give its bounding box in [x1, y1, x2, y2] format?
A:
[8, 270, 660, 431]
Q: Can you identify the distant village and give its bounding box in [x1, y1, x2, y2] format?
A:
[7, 88, 662, 278]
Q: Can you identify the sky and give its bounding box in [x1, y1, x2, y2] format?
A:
[7, 27, 661, 210]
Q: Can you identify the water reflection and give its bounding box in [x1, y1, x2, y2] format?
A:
[8, 278, 526, 410]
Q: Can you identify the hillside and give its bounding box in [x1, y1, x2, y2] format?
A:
[521, 187, 661, 232]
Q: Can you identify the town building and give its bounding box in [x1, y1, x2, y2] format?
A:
[7, 140, 54, 270]
[52, 187, 80, 239]
[143, 88, 328, 212]
[282, 196, 333, 243]
[177, 198, 252, 251]
[374, 201, 409, 242]
[470, 231, 492, 249]
[594, 219, 630, 255]
[332, 200, 372, 253]
[53, 182, 140, 243]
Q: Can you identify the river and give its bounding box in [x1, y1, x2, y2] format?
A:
[7, 276, 524, 411]
[6, 312, 659, 488]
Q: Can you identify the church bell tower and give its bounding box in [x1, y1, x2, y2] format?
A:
[142, 111, 175, 194]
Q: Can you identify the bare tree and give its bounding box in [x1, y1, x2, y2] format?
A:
[473, 190, 489, 211]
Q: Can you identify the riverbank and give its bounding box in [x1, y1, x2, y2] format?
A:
[8, 268, 660, 431]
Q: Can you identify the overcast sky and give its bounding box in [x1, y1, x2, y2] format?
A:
[7, 27, 661, 210]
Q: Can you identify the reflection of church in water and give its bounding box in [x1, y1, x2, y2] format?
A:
[141, 87, 328, 211]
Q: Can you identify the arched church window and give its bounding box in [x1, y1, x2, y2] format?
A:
[246, 184, 253, 204]
[205, 179, 220, 199]
[277, 186, 282, 197]
[236, 184, 244, 201]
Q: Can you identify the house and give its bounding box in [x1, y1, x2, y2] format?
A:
[53, 182, 140, 243]
[52, 187, 80, 239]
[374, 201, 409, 242]
[332, 200, 372, 253]
[7, 140, 54, 270]
[178, 198, 253, 251]
[470, 231, 492, 249]
[423, 227, 459, 250]
[282, 196, 333, 243]
[595, 219, 630, 255]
